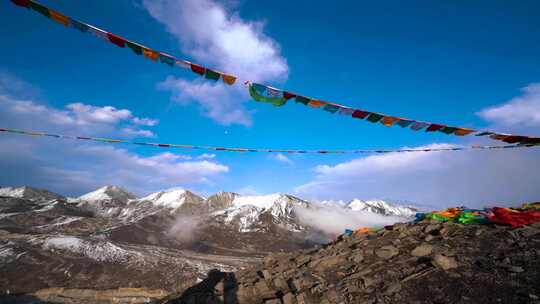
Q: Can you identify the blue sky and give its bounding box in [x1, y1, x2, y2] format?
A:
[1, 0, 539, 207]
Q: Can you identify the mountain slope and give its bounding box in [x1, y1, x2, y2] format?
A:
[0, 186, 64, 201]
[161, 216, 540, 304]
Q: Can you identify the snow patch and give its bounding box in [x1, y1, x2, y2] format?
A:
[43, 236, 140, 263]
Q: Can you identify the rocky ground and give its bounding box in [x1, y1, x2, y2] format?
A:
[160, 218, 540, 304]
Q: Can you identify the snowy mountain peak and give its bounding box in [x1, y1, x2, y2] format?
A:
[347, 199, 417, 217]
[78, 186, 135, 203]
[140, 188, 195, 209]
[231, 193, 298, 210]
[0, 186, 64, 201]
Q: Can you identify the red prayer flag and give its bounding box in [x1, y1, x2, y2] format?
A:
[11, 0, 31, 8]
[190, 63, 205, 75]
[352, 110, 370, 119]
[107, 33, 126, 48]
[426, 124, 445, 132]
[283, 91, 296, 100]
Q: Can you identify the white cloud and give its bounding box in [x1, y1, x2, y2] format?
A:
[0, 95, 156, 138]
[197, 153, 216, 159]
[295, 143, 540, 209]
[0, 72, 229, 196]
[132, 117, 159, 127]
[121, 127, 155, 138]
[143, 0, 288, 126]
[66, 103, 133, 125]
[478, 83, 540, 127]
[158, 77, 253, 126]
[273, 153, 293, 165]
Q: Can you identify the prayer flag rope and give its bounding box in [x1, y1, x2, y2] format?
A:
[10, 0, 540, 146]
[1, 127, 538, 155]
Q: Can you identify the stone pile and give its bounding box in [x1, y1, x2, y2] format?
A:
[164, 219, 540, 303]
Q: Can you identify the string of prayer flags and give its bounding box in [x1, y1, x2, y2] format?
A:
[11, 0, 238, 86]
[10, 0, 540, 147]
[1, 127, 538, 156]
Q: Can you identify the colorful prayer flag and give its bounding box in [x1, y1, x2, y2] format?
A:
[308, 100, 327, 108]
[352, 110, 370, 119]
[190, 63, 205, 75]
[30, 2, 50, 18]
[338, 108, 355, 116]
[159, 53, 175, 66]
[396, 119, 414, 128]
[248, 83, 288, 107]
[295, 96, 310, 105]
[143, 48, 159, 61]
[70, 19, 88, 33]
[323, 104, 340, 113]
[222, 74, 237, 85]
[283, 91, 296, 100]
[107, 33, 126, 48]
[426, 124, 445, 132]
[366, 113, 384, 123]
[126, 41, 143, 55]
[49, 10, 70, 26]
[410, 122, 429, 131]
[175, 60, 191, 69]
[454, 128, 475, 136]
[87, 25, 108, 41]
[380, 116, 400, 127]
[439, 126, 457, 134]
[204, 69, 220, 80]
[11, 0, 31, 8]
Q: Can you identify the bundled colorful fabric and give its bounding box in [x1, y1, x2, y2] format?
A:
[248, 83, 288, 107]
[488, 207, 540, 228]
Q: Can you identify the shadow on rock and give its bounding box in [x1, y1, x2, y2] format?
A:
[0, 294, 55, 304]
[163, 269, 239, 304]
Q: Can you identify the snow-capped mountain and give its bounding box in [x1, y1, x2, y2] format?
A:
[347, 199, 418, 217]
[77, 185, 135, 203]
[0, 186, 64, 201]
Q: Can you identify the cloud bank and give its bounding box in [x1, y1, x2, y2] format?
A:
[143, 0, 288, 126]
[295, 143, 540, 209]
[294, 203, 404, 237]
[0, 73, 229, 196]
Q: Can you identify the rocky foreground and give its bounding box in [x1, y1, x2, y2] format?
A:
[160, 218, 540, 304]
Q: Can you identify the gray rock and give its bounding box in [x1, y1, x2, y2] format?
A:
[375, 245, 399, 260]
[283, 292, 297, 304]
[509, 266, 524, 273]
[411, 244, 433, 257]
[433, 254, 458, 270]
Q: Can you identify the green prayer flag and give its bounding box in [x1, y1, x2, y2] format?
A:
[159, 54, 175, 66]
[205, 69, 221, 81]
[126, 41, 143, 55]
[366, 113, 384, 123]
[323, 104, 340, 113]
[249, 84, 287, 107]
[31, 2, 50, 18]
[295, 96, 310, 105]
[439, 126, 457, 134]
